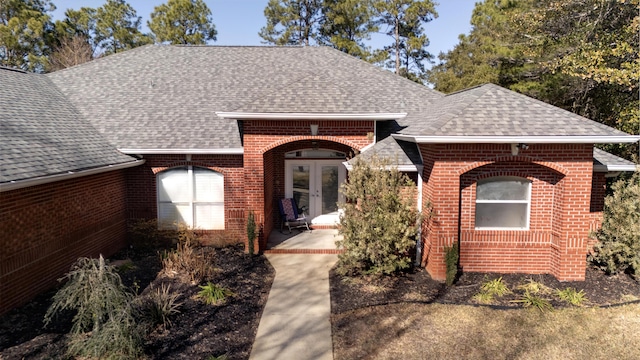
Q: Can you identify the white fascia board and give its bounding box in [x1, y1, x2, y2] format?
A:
[593, 164, 639, 172]
[342, 162, 420, 172]
[118, 148, 244, 155]
[392, 134, 640, 144]
[1, 159, 145, 193]
[215, 112, 407, 120]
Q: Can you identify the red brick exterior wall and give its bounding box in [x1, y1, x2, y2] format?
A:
[243, 120, 373, 250]
[419, 143, 595, 281]
[0, 170, 129, 315]
[125, 154, 245, 242]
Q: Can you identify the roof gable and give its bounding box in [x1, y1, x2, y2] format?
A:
[403, 83, 630, 137]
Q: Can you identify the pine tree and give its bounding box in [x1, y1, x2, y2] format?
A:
[148, 0, 217, 45]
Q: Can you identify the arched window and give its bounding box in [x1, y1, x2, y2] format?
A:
[475, 176, 531, 230]
[157, 166, 224, 230]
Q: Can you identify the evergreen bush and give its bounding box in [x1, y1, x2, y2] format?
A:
[589, 171, 640, 279]
[444, 243, 459, 286]
[247, 211, 256, 256]
[336, 155, 422, 276]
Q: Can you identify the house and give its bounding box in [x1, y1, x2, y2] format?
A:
[1, 45, 637, 314]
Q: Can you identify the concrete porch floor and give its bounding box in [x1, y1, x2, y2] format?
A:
[265, 229, 342, 254]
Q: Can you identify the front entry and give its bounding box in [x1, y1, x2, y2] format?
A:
[284, 159, 346, 219]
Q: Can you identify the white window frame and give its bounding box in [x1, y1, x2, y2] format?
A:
[157, 166, 225, 230]
[475, 176, 531, 230]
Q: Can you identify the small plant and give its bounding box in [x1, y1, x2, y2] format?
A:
[480, 276, 511, 297]
[207, 355, 229, 360]
[198, 282, 234, 305]
[444, 243, 459, 286]
[512, 291, 553, 312]
[247, 211, 257, 256]
[472, 291, 496, 304]
[472, 276, 511, 304]
[556, 287, 587, 306]
[138, 284, 183, 329]
[44, 255, 143, 359]
[161, 225, 216, 283]
[517, 278, 552, 295]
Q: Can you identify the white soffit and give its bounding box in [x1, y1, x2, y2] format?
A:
[392, 134, 640, 144]
[215, 112, 407, 120]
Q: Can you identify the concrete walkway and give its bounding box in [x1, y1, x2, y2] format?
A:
[249, 253, 338, 360]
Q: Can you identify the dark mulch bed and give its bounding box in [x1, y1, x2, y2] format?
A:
[330, 265, 640, 315]
[0, 244, 274, 360]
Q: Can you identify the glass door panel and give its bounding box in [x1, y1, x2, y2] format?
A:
[292, 165, 310, 214]
[321, 165, 339, 214]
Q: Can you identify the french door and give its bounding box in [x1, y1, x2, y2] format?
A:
[284, 160, 346, 219]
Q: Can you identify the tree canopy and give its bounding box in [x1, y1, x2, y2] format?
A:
[0, 0, 55, 71]
[148, 0, 216, 45]
[259, 0, 323, 46]
[373, 0, 438, 83]
[427, 0, 639, 159]
[260, 0, 437, 82]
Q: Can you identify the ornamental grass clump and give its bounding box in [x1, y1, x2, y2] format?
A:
[336, 155, 422, 276]
[44, 255, 143, 359]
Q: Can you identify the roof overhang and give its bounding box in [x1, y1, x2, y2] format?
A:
[392, 135, 640, 144]
[593, 164, 638, 172]
[1, 159, 145, 193]
[118, 148, 244, 155]
[216, 112, 407, 120]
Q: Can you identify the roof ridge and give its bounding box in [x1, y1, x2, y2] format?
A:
[428, 85, 489, 132]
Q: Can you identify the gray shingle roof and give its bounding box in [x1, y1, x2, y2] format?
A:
[347, 136, 422, 168]
[0, 68, 137, 183]
[46, 45, 442, 150]
[401, 83, 630, 137]
[593, 148, 637, 171]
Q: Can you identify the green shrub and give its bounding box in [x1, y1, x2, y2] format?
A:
[590, 171, 640, 279]
[247, 211, 257, 256]
[197, 282, 234, 305]
[336, 155, 422, 276]
[444, 243, 459, 286]
[138, 283, 183, 329]
[556, 287, 587, 306]
[128, 218, 175, 251]
[44, 255, 143, 359]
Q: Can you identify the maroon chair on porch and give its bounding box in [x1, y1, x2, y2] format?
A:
[278, 198, 310, 234]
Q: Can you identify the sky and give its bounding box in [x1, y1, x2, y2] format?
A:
[51, 0, 477, 64]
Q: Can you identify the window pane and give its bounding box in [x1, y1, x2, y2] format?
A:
[475, 203, 528, 228]
[158, 203, 191, 227]
[194, 168, 224, 202]
[158, 168, 190, 202]
[194, 203, 224, 230]
[477, 178, 529, 200]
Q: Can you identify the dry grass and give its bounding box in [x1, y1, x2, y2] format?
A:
[332, 303, 640, 360]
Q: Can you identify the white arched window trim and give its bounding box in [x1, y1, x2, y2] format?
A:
[157, 166, 224, 230]
[475, 176, 531, 230]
